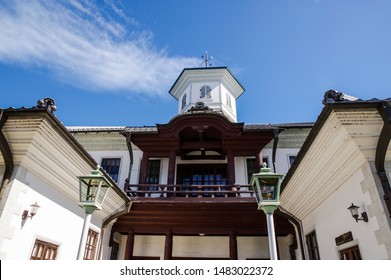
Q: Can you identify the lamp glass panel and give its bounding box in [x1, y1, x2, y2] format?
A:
[30, 203, 40, 215]
[79, 178, 100, 203]
[348, 205, 359, 217]
[259, 178, 279, 201]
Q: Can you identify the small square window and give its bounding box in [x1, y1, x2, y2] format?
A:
[288, 155, 296, 167]
[101, 158, 121, 182]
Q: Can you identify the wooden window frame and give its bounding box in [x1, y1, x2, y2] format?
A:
[339, 245, 362, 260]
[306, 231, 320, 260]
[30, 239, 58, 260]
[84, 229, 99, 260]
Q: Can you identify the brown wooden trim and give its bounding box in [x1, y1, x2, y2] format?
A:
[139, 152, 149, 184]
[227, 151, 235, 185]
[130, 256, 160, 260]
[229, 231, 238, 260]
[167, 151, 176, 185]
[164, 231, 173, 260]
[124, 231, 135, 260]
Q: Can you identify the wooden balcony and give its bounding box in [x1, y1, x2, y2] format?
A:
[125, 184, 255, 202]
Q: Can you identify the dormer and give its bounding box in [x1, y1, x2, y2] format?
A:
[169, 67, 245, 123]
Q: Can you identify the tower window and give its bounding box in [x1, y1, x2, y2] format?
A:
[181, 94, 187, 110]
[200, 85, 211, 99]
[226, 93, 232, 108]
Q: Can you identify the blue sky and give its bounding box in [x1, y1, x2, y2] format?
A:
[1, 0, 390, 126]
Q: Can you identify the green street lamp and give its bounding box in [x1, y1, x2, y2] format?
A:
[77, 166, 112, 260]
[250, 163, 283, 260]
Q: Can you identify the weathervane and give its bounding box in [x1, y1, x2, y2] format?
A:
[201, 51, 213, 68]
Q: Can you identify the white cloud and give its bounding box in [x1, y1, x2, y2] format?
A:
[0, 0, 199, 96]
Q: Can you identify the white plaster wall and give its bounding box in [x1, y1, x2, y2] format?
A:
[234, 157, 246, 185]
[130, 149, 143, 184]
[0, 169, 104, 260]
[301, 165, 388, 259]
[237, 236, 269, 259]
[273, 148, 300, 174]
[173, 236, 229, 258]
[117, 234, 292, 260]
[237, 236, 292, 260]
[190, 82, 220, 103]
[133, 235, 165, 259]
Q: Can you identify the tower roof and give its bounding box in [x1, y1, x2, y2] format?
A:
[169, 67, 245, 100]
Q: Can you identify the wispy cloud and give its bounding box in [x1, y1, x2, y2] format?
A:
[0, 0, 199, 96]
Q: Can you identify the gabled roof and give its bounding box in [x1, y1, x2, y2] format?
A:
[280, 95, 391, 194]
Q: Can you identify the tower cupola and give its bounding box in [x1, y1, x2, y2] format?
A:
[169, 67, 245, 122]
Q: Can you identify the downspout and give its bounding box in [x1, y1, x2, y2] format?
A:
[375, 100, 391, 218]
[0, 110, 14, 200]
[97, 201, 132, 259]
[277, 207, 308, 260]
[272, 129, 280, 173]
[124, 132, 133, 192]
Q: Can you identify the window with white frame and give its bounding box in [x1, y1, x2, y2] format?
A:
[101, 158, 121, 182]
[288, 155, 296, 167]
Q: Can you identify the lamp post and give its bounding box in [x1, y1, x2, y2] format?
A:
[250, 163, 283, 260]
[77, 166, 112, 260]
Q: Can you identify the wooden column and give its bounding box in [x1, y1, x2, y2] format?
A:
[167, 151, 176, 197]
[139, 152, 149, 184]
[124, 231, 135, 260]
[227, 150, 235, 185]
[167, 151, 176, 185]
[164, 231, 173, 260]
[229, 231, 238, 260]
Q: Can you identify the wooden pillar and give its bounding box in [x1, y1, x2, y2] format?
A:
[140, 152, 149, 184]
[227, 150, 235, 185]
[164, 231, 173, 260]
[167, 151, 176, 197]
[229, 231, 238, 260]
[124, 231, 135, 260]
[167, 151, 176, 185]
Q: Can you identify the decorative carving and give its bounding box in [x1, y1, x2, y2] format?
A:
[37, 97, 57, 113]
[322, 89, 358, 105]
[187, 102, 212, 112]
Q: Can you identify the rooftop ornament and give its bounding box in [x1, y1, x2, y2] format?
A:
[37, 97, 57, 113]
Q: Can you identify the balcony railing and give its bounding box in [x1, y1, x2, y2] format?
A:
[125, 184, 255, 198]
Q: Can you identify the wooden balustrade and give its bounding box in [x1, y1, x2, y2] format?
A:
[124, 184, 254, 198]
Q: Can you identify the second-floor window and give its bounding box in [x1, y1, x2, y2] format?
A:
[146, 159, 161, 184]
[101, 158, 121, 182]
[288, 155, 296, 167]
[246, 157, 269, 184]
